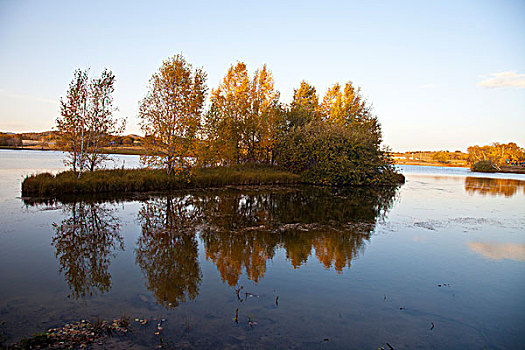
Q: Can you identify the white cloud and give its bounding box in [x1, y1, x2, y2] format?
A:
[477, 71, 525, 88]
[420, 83, 436, 89]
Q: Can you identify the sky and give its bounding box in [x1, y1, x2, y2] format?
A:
[1, 0, 524, 152]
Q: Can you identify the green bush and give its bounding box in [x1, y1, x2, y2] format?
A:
[276, 123, 402, 186]
[471, 160, 497, 173]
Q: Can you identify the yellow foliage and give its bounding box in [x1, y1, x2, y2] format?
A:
[204, 62, 282, 164]
[139, 54, 207, 175]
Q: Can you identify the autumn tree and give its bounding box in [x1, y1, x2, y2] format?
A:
[57, 69, 89, 174]
[249, 64, 283, 162]
[286, 80, 320, 129]
[85, 69, 124, 171]
[203, 62, 282, 164]
[139, 54, 207, 175]
[467, 142, 525, 167]
[202, 63, 250, 165]
[321, 82, 381, 146]
[57, 68, 123, 175]
[276, 81, 398, 185]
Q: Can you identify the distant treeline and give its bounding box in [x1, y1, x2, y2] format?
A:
[391, 150, 468, 166]
[0, 131, 144, 149]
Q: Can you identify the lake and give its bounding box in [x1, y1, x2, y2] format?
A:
[1, 149, 524, 349]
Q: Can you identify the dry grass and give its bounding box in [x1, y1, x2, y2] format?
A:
[22, 164, 301, 197]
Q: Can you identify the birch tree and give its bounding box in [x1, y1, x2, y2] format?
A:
[250, 64, 282, 163]
[204, 62, 251, 165]
[57, 68, 123, 175]
[204, 62, 281, 164]
[85, 69, 124, 171]
[57, 69, 89, 174]
[139, 54, 207, 175]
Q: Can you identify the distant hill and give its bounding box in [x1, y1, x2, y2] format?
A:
[0, 131, 145, 154]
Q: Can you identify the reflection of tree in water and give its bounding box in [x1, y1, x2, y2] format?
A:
[465, 177, 525, 197]
[284, 226, 372, 273]
[136, 197, 201, 308]
[197, 191, 279, 286]
[52, 202, 123, 298]
[199, 185, 398, 284]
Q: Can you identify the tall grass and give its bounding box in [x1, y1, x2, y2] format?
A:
[22, 165, 301, 197]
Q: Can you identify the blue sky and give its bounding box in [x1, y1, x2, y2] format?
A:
[1, 0, 524, 151]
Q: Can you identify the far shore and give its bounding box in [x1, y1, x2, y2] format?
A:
[4, 147, 468, 163]
[394, 160, 525, 174]
[394, 159, 468, 168]
[1, 145, 144, 155]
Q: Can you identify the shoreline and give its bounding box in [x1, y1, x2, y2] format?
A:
[394, 160, 468, 168]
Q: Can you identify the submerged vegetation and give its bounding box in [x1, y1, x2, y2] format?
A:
[11, 317, 131, 349]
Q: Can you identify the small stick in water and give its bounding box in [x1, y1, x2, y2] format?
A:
[232, 308, 239, 323]
[430, 322, 434, 330]
[275, 296, 279, 306]
[386, 343, 395, 350]
[235, 286, 243, 301]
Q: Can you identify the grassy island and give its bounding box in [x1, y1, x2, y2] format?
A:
[22, 55, 408, 199]
[21, 165, 303, 197]
[21, 164, 405, 197]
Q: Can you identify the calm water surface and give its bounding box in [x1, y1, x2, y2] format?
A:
[1, 150, 524, 349]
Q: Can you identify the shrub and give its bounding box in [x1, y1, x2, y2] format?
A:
[471, 160, 497, 173]
[276, 123, 401, 186]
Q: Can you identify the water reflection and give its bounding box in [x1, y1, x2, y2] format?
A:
[198, 186, 398, 285]
[136, 196, 202, 308]
[465, 177, 525, 197]
[46, 185, 398, 304]
[52, 203, 123, 298]
[468, 242, 525, 262]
